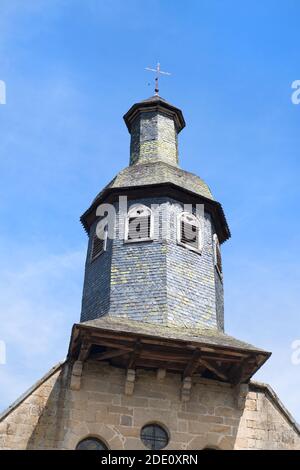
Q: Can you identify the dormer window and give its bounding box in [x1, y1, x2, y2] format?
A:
[213, 234, 222, 277]
[177, 212, 202, 253]
[125, 205, 153, 242]
[91, 218, 108, 261]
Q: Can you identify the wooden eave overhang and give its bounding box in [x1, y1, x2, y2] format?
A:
[123, 99, 186, 134]
[68, 321, 270, 386]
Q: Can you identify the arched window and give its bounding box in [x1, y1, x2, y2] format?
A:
[177, 212, 202, 252]
[140, 423, 169, 450]
[125, 205, 153, 242]
[91, 217, 108, 261]
[213, 233, 222, 276]
[76, 437, 108, 450]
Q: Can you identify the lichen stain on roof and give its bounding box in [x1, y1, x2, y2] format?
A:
[79, 315, 269, 355]
[92, 160, 214, 205]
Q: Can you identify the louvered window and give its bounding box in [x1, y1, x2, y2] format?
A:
[128, 216, 151, 240]
[91, 220, 108, 261]
[213, 234, 222, 276]
[91, 235, 105, 260]
[178, 212, 202, 252]
[125, 205, 152, 242]
[180, 220, 198, 248]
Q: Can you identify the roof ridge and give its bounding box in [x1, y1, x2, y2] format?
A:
[250, 380, 300, 435]
[0, 362, 65, 422]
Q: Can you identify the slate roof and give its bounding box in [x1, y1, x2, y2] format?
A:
[140, 95, 174, 104]
[79, 316, 270, 355]
[123, 95, 186, 133]
[80, 96, 230, 241]
[92, 160, 214, 204]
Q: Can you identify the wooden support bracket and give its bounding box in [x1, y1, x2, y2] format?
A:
[78, 339, 91, 362]
[70, 337, 91, 391]
[128, 340, 142, 369]
[199, 358, 228, 381]
[183, 350, 201, 378]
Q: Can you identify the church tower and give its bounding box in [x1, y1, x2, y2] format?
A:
[0, 92, 299, 451]
[75, 93, 269, 392]
[80, 95, 229, 331]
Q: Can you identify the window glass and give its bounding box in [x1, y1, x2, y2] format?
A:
[76, 437, 107, 450]
[141, 424, 169, 450]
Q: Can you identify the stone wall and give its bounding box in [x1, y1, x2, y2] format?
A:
[0, 361, 299, 450]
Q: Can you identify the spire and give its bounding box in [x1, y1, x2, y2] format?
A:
[123, 95, 185, 167]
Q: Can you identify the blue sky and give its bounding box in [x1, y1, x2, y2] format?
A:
[0, 0, 299, 422]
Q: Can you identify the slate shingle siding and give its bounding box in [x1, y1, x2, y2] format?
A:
[130, 111, 178, 166]
[213, 219, 225, 330]
[80, 222, 112, 322]
[166, 210, 218, 329]
[80, 197, 224, 330]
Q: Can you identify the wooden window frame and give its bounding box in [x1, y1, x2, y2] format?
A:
[124, 204, 153, 243]
[90, 219, 108, 261]
[76, 436, 108, 450]
[213, 233, 223, 279]
[177, 211, 203, 254]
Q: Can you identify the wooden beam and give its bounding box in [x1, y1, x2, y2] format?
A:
[93, 349, 132, 361]
[81, 328, 256, 359]
[199, 358, 228, 381]
[89, 338, 134, 351]
[139, 351, 189, 362]
[183, 350, 202, 378]
[87, 332, 251, 360]
[198, 346, 249, 358]
[89, 333, 136, 344]
[228, 358, 247, 385]
[78, 339, 91, 362]
[128, 340, 142, 369]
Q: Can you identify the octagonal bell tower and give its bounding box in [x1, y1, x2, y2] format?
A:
[80, 95, 230, 331]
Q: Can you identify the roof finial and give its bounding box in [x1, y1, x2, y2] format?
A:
[145, 62, 171, 96]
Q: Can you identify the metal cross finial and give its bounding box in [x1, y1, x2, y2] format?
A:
[145, 62, 171, 96]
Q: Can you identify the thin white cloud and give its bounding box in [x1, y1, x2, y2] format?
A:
[0, 246, 85, 411]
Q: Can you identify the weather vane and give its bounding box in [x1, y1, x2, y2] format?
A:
[145, 62, 171, 96]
